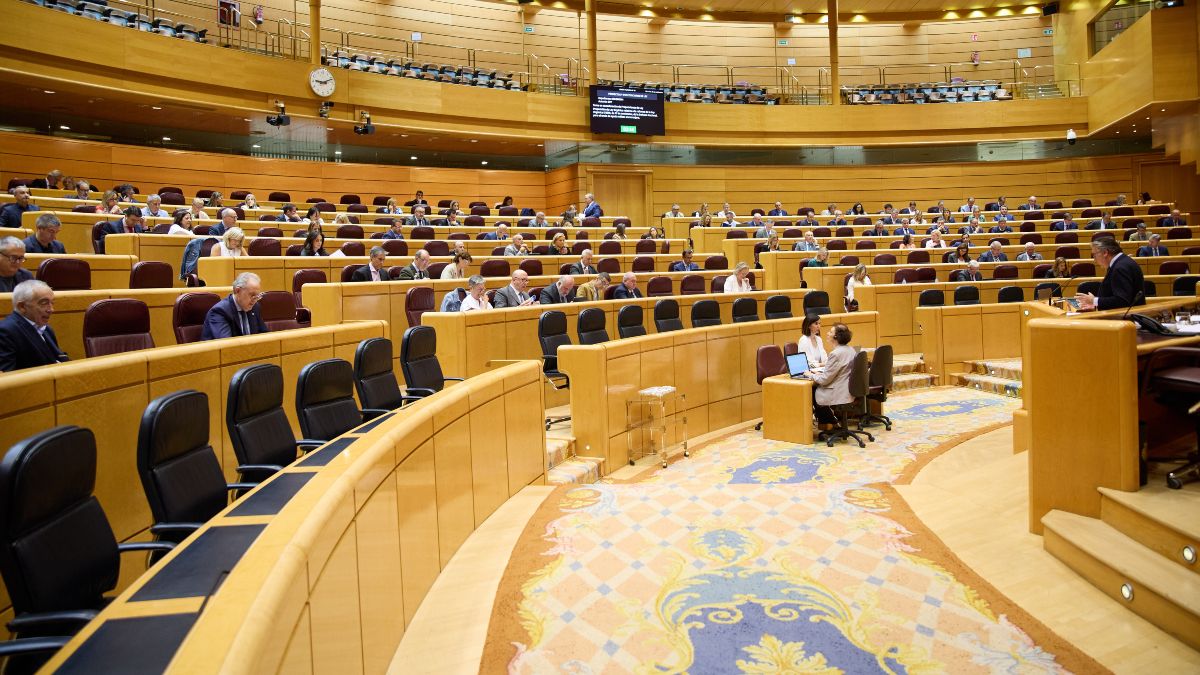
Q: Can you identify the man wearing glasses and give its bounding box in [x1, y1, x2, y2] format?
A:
[0, 237, 33, 293]
[201, 272, 268, 339]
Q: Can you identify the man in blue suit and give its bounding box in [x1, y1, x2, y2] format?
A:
[583, 193, 603, 218]
[0, 186, 40, 229]
[0, 280, 69, 372]
[1136, 234, 1169, 257]
[201, 272, 269, 340]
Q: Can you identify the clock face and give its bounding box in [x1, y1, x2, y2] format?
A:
[309, 68, 335, 97]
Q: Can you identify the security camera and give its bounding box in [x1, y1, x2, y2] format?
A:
[1066, 128, 1077, 145]
[266, 100, 290, 127]
[354, 110, 375, 135]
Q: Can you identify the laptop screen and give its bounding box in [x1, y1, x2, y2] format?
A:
[785, 352, 810, 377]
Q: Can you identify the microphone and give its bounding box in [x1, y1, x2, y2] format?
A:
[1120, 290, 1146, 322]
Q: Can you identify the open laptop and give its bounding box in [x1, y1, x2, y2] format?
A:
[786, 352, 811, 379]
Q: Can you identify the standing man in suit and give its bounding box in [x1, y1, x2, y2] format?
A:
[0, 280, 69, 371]
[613, 272, 643, 299]
[1076, 237, 1145, 311]
[201, 273, 269, 340]
[493, 270, 538, 308]
[1136, 233, 1169, 257]
[0, 237, 33, 293]
[583, 193, 603, 219]
[539, 276, 576, 304]
[395, 250, 432, 280]
[351, 247, 388, 282]
[0, 186, 40, 229]
[23, 214, 66, 254]
[570, 249, 597, 275]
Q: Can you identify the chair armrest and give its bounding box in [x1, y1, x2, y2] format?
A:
[236, 464, 283, 475]
[226, 483, 258, 493]
[8, 610, 98, 632]
[403, 387, 437, 397]
[118, 541, 177, 554]
[361, 408, 393, 421]
[149, 523, 203, 536]
[442, 377, 465, 383]
[296, 439, 325, 451]
[0, 636, 72, 657]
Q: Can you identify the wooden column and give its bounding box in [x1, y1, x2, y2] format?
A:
[309, 0, 321, 65]
[827, 0, 839, 105]
[584, 0, 598, 86]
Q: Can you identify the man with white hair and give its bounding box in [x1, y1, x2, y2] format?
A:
[613, 272, 643, 299]
[1016, 242, 1044, 261]
[482, 223, 509, 241]
[201, 272, 268, 339]
[503, 234, 529, 256]
[977, 240, 1009, 263]
[493, 269, 538, 308]
[569, 249, 597, 275]
[532, 211, 550, 227]
[141, 193, 169, 218]
[0, 237, 33, 293]
[539, 275, 576, 304]
[208, 207, 238, 237]
[0, 186, 40, 229]
[583, 192, 603, 218]
[0, 280, 68, 371]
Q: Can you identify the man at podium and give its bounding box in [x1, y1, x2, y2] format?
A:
[1075, 237, 1145, 311]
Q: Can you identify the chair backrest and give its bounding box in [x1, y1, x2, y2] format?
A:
[764, 294, 791, 319]
[847, 350, 871, 398]
[1033, 282, 1063, 299]
[0, 426, 120, 615]
[577, 308, 610, 344]
[1159, 260, 1190, 275]
[598, 240, 621, 254]
[1172, 275, 1200, 296]
[336, 225, 364, 240]
[83, 298, 153, 357]
[732, 297, 758, 322]
[704, 255, 728, 270]
[421, 240, 448, 257]
[129, 260, 173, 289]
[247, 238, 280, 256]
[635, 239, 656, 253]
[381, 239, 408, 256]
[295, 359, 363, 441]
[1072, 198, 1092, 208]
[480, 259, 511, 278]
[993, 264, 1018, 279]
[680, 274, 705, 295]
[1055, 231, 1078, 244]
[725, 230, 747, 239]
[1070, 262, 1095, 277]
[137, 390, 227, 538]
[340, 194, 361, 205]
[710, 275, 728, 294]
[411, 226, 435, 239]
[617, 305, 646, 339]
[37, 258, 91, 291]
[259, 291, 301, 331]
[868, 344, 893, 389]
[1020, 233, 1043, 245]
[1055, 246, 1080, 259]
[518, 258, 543, 276]
[538, 311, 572, 372]
[755, 345, 787, 385]
[893, 268, 918, 284]
[597, 258, 621, 275]
[1168, 227, 1193, 240]
[654, 299, 684, 332]
[341, 265, 361, 283]
[354, 337, 406, 410]
[690, 299, 721, 327]
[803, 290, 831, 315]
[997, 286, 1025, 303]
[855, 240, 877, 250]
[268, 191, 290, 202]
[826, 239, 848, 251]
[226, 364, 298, 483]
[340, 241, 365, 257]
[647, 276, 673, 297]
[873, 253, 897, 266]
[906, 250, 929, 264]
[405, 286, 435, 327]
[628, 256, 653, 273]
[172, 292, 219, 344]
[917, 289, 944, 306]
[954, 285, 980, 305]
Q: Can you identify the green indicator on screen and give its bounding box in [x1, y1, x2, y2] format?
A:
[620, 125, 637, 133]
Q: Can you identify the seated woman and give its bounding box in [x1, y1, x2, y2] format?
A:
[301, 230, 328, 256]
[545, 232, 571, 256]
[807, 247, 831, 267]
[723, 262, 753, 293]
[1045, 256, 1070, 278]
[96, 190, 122, 215]
[207, 191, 224, 209]
[333, 212, 352, 226]
[560, 205, 578, 226]
[807, 323, 855, 424]
[897, 233, 916, 250]
[441, 251, 472, 279]
[382, 198, 405, 215]
[460, 275, 492, 312]
[168, 210, 194, 235]
[215, 227, 245, 257]
[797, 314, 828, 368]
[239, 194, 259, 210]
[845, 263, 871, 310]
[755, 233, 781, 268]
[495, 195, 515, 210]
[698, 213, 714, 228]
[304, 206, 325, 230]
[946, 242, 971, 263]
[642, 224, 666, 240]
[611, 223, 628, 240]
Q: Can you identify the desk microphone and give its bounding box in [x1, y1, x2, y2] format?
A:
[1120, 290, 1146, 322]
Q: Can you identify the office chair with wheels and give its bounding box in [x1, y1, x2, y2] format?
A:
[539, 311, 573, 429]
[819, 351, 874, 448]
[354, 337, 425, 411]
[859, 345, 893, 430]
[296, 359, 393, 442]
[227, 364, 325, 485]
[398, 327, 464, 398]
[1140, 347, 1200, 489]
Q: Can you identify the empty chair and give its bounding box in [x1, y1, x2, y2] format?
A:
[399, 326, 464, 398]
[731, 297, 758, 322]
[340, 194, 361, 205]
[1033, 282, 1063, 299]
[617, 305, 646, 339]
[893, 268, 918, 284]
[257, 227, 284, 238]
[340, 242, 365, 256]
[295, 359, 391, 442]
[36, 258, 90, 291]
[918, 289, 944, 306]
[404, 286, 435, 327]
[577, 308, 609, 344]
[597, 258, 621, 275]
[1055, 246, 1080, 259]
[353, 337, 420, 411]
[480, 259, 511, 278]
[690, 299, 721, 327]
[598, 240, 621, 255]
[710, 275, 728, 294]
[226, 364, 324, 485]
[1174, 276, 1200, 296]
[1020, 233, 1043, 245]
[654, 299, 684, 332]
[247, 237, 280, 256]
[1054, 231, 1078, 244]
[1072, 198, 1092, 208]
[1160, 261, 1190, 275]
[381, 239, 408, 257]
[129, 261, 173, 289]
[906, 250, 929, 264]
[538, 312, 573, 428]
[704, 255, 728, 270]
[635, 239, 656, 254]
[803, 291, 831, 315]
[754, 345, 787, 430]
[1070, 262, 1095, 277]
[519, 259, 543, 276]
[873, 253, 897, 265]
[764, 295, 791, 319]
[997, 286, 1025, 303]
[336, 224, 364, 239]
[137, 390, 256, 545]
[258, 291, 301, 331]
[954, 286, 980, 305]
[268, 191, 291, 202]
[631, 256, 655, 273]
[859, 344, 893, 431]
[647, 276, 673, 297]
[992, 264, 1018, 279]
[83, 299, 153, 357]
[680, 274, 705, 295]
[172, 292, 219, 343]
[0, 426, 174, 671]
[423, 240, 449, 257]
[1168, 227, 1193, 240]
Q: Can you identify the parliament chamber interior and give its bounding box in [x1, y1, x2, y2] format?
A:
[1, 0, 1199, 670]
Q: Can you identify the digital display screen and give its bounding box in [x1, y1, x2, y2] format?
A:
[589, 86, 665, 136]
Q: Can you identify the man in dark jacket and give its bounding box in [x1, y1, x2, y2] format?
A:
[0, 280, 69, 371]
[201, 272, 269, 339]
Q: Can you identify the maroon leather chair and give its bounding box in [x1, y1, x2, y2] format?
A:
[631, 256, 655, 273]
[381, 240, 409, 256]
[753, 345, 787, 430]
[36, 258, 91, 291]
[172, 292, 220, 344]
[680, 274, 705, 295]
[129, 261, 173, 289]
[519, 259, 543, 276]
[340, 265, 362, 283]
[84, 299, 154, 357]
[597, 258, 621, 275]
[268, 191, 291, 202]
[258, 227, 284, 238]
[424, 241, 449, 257]
[258, 291, 302, 332]
[247, 238, 281, 256]
[646, 276, 673, 297]
[480, 259, 511, 278]
[336, 225, 364, 239]
[405, 286, 435, 327]
[598, 240, 621, 255]
[340, 194, 362, 205]
[703, 255, 728, 270]
[340, 242, 365, 257]
[292, 269, 325, 326]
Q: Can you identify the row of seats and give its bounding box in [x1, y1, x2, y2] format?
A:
[877, 261, 1192, 284]
[710, 217, 1181, 235]
[0, 329, 458, 670]
[26, 258, 173, 291]
[790, 246, 1197, 272]
[323, 50, 525, 91]
[594, 80, 781, 105]
[23, 0, 207, 40]
[680, 202, 1172, 217]
[911, 276, 1189, 306]
[843, 80, 1013, 104]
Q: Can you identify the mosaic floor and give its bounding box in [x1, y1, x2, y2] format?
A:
[485, 388, 1097, 674]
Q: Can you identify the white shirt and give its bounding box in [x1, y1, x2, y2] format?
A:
[440, 264, 464, 280]
[846, 276, 871, 302]
[216, 241, 242, 257]
[723, 275, 752, 293]
[797, 334, 828, 367]
[167, 225, 192, 235]
[924, 239, 946, 249]
[461, 294, 491, 312]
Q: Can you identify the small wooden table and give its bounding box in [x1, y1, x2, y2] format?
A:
[761, 374, 814, 445]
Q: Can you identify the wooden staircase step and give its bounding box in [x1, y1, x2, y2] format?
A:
[1100, 485, 1200, 575]
[545, 436, 574, 470]
[892, 353, 926, 374]
[958, 372, 1022, 398]
[547, 456, 606, 485]
[962, 357, 1023, 381]
[892, 372, 935, 392]
[1042, 510, 1200, 651]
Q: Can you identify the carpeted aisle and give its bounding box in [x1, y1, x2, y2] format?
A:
[481, 388, 1106, 674]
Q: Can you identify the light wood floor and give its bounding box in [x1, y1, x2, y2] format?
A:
[897, 427, 1200, 673]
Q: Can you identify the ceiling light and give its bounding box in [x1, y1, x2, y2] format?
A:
[536, 144, 544, 147]
[327, 127, 334, 131]
[58, 125, 70, 130]
[243, 118, 252, 122]
[470, 139, 478, 143]
[1161, 108, 1167, 111]
[162, 136, 171, 141]
[43, 90, 54, 94]
[334, 151, 342, 155]
[151, 106, 162, 110]
[481, 161, 488, 165]
[400, 134, 408, 138]
[252, 144, 260, 148]
[410, 155, 418, 160]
